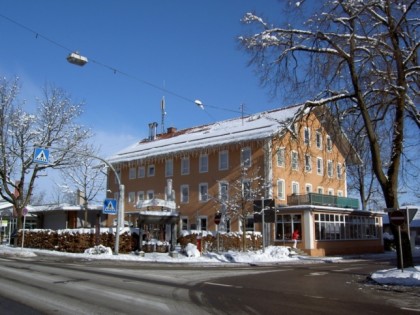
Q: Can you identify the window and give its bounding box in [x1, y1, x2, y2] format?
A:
[305, 154, 312, 172]
[199, 154, 208, 173]
[198, 217, 208, 231]
[181, 217, 188, 231]
[292, 182, 299, 195]
[219, 150, 229, 170]
[165, 159, 173, 177]
[147, 190, 154, 200]
[181, 157, 189, 175]
[314, 213, 380, 240]
[245, 216, 255, 232]
[148, 165, 155, 177]
[242, 179, 251, 200]
[327, 160, 333, 178]
[337, 190, 343, 197]
[326, 136, 332, 151]
[129, 167, 136, 180]
[277, 179, 285, 200]
[219, 182, 229, 202]
[304, 127, 311, 145]
[305, 184, 312, 193]
[317, 187, 324, 194]
[128, 192, 135, 203]
[328, 188, 334, 195]
[241, 147, 251, 168]
[138, 166, 145, 178]
[291, 151, 298, 170]
[316, 131, 322, 149]
[276, 214, 301, 241]
[276, 148, 285, 167]
[137, 191, 144, 203]
[199, 183, 208, 202]
[317, 157, 323, 175]
[180, 185, 189, 203]
[337, 163, 343, 180]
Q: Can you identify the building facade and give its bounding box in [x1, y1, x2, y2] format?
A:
[106, 105, 384, 256]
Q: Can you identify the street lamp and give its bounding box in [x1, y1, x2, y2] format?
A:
[38, 146, 124, 254]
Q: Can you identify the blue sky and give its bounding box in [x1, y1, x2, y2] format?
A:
[0, 0, 285, 157]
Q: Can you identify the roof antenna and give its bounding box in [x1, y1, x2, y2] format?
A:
[161, 96, 166, 133]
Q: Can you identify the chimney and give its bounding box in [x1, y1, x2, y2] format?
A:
[167, 127, 177, 134]
[148, 122, 158, 141]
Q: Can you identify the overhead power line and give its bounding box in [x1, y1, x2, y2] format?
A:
[0, 13, 246, 117]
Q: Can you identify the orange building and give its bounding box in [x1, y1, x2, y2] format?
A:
[106, 105, 384, 256]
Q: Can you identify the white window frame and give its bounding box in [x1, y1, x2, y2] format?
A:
[165, 159, 173, 177]
[199, 154, 208, 173]
[277, 179, 285, 200]
[328, 188, 334, 195]
[326, 135, 332, 152]
[316, 131, 322, 149]
[181, 216, 189, 231]
[137, 191, 144, 203]
[292, 181, 299, 195]
[304, 127, 311, 146]
[181, 157, 190, 175]
[242, 179, 251, 200]
[199, 183, 208, 202]
[180, 185, 189, 203]
[219, 150, 229, 171]
[147, 190, 154, 200]
[337, 163, 343, 180]
[128, 191, 136, 204]
[305, 184, 312, 193]
[148, 165, 155, 177]
[276, 147, 285, 167]
[317, 157, 323, 175]
[241, 147, 252, 168]
[305, 154, 312, 172]
[137, 166, 145, 178]
[291, 151, 298, 170]
[317, 187, 324, 194]
[219, 181, 229, 202]
[327, 160, 333, 178]
[129, 167, 136, 180]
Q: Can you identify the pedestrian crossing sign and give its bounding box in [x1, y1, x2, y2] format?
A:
[103, 199, 117, 214]
[33, 148, 50, 164]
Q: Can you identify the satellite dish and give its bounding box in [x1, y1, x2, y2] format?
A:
[67, 52, 88, 66]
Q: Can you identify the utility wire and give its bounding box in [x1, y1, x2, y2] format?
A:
[0, 13, 247, 117]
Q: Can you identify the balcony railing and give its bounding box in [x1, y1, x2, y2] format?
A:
[287, 193, 359, 210]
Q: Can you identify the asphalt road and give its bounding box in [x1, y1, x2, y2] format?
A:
[0, 254, 419, 314]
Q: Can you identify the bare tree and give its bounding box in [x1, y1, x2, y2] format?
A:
[59, 145, 106, 227]
[0, 77, 92, 229]
[214, 166, 267, 251]
[239, 0, 419, 268]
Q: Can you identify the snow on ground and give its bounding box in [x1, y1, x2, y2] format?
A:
[1, 244, 419, 287]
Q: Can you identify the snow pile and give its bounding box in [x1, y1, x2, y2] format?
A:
[185, 243, 201, 258]
[84, 245, 113, 255]
[370, 266, 420, 286]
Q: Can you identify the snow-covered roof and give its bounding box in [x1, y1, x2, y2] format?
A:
[28, 203, 103, 213]
[107, 105, 304, 164]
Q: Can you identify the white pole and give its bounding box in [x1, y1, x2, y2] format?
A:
[262, 197, 265, 253]
[114, 184, 125, 255]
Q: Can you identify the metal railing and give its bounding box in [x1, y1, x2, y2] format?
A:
[287, 193, 359, 209]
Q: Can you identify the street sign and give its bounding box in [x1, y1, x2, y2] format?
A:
[389, 210, 405, 226]
[33, 148, 50, 164]
[103, 199, 117, 214]
[22, 207, 28, 216]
